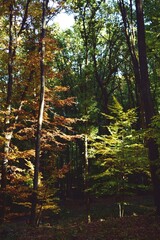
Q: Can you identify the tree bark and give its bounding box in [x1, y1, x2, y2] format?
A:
[18, 0, 31, 36]
[30, 0, 46, 225]
[135, 0, 160, 215]
[118, 0, 145, 128]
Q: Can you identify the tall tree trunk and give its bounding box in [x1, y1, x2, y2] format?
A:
[118, 0, 145, 128]
[135, 0, 160, 215]
[0, 3, 13, 223]
[30, 0, 46, 225]
[84, 134, 91, 223]
[81, 7, 91, 223]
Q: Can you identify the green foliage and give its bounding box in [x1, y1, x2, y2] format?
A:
[89, 98, 150, 196]
[147, 114, 160, 145]
[0, 0, 159, 224]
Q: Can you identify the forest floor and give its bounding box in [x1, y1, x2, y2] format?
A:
[1, 195, 160, 240]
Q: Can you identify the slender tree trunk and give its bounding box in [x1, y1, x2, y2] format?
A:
[0, 3, 13, 223]
[81, 14, 92, 223]
[84, 134, 91, 223]
[135, 0, 160, 215]
[92, 51, 108, 114]
[30, 0, 46, 225]
[118, 0, 145, 128]
[18, 0, 31, 36]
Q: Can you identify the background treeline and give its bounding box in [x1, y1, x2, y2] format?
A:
[0, 0, 160, 225]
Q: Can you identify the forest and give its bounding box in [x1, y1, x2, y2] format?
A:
[0, 0, 160, 239]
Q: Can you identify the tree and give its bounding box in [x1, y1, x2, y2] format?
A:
[29, 0, 46, 226]
[89, 98, 149, 217]
[0, 0, 32, 222]
[135, 0, 160, 215]
[0, 0, 77, 223]
[0, 0, 159, 224]
[0, 2, 14, 222]
[118, 0, 145, 128]
[0, 0, 44, 222]
[144, 0, 160, 112]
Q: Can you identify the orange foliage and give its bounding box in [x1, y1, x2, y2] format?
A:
[57, 163, 71, 179]
[53, 115, 76, 127]
[54, 86, 70, 92]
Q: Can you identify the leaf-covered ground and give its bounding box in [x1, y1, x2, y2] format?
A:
[0, 215, 160, 240]
[0, 195, 159, 240]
